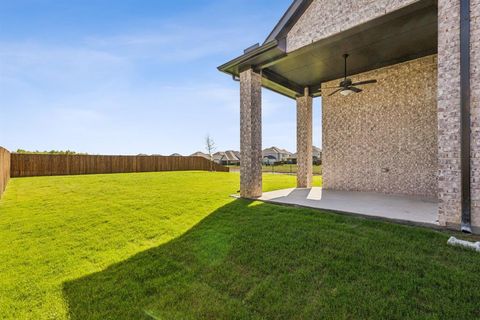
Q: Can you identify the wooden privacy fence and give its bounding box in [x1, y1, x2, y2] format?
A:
[0, 147, 11, 198]
[11, 154, 229, 178]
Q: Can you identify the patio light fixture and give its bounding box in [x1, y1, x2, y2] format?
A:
[340, 88, 355, 96]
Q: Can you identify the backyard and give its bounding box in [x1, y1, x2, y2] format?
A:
[228, 164, 322, 175]
[0, 171, 479, 319]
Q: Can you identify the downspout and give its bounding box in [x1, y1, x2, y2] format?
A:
[460, 0, 472, 233]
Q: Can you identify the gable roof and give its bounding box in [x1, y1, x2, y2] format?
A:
[190, 151, 210, 159]
[264, 0, 314, 44]
[224, 150, 240, 161]
[213, 151, 240, 162]
[263, 147, 292, 155]
[230, 150, 241, 159]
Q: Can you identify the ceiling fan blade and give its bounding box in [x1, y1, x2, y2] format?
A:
[349, 86, 363, 93]
[328, 88, 343, 96]
[351, 79, 377, 86]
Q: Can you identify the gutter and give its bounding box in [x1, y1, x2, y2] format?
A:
[217, 40, 281, 76]
[217, 38, 301, 99]
[460, 0, 472, 233]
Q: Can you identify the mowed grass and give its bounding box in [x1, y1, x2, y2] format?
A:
[268, 164, 322, 174]
[228, 164, 322, 175]
[0, 172, 315, 319]
[0, 172, 479, 319]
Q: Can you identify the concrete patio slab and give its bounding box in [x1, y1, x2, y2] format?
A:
[258, 188, 439, 227]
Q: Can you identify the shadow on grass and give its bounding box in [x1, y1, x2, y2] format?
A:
[63, 200, 480, 320]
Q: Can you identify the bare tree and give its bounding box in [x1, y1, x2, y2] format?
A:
[205, 134, 216, 171]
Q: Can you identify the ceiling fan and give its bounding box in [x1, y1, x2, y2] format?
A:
[322, 54, 377, 97]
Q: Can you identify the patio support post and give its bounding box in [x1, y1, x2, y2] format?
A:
[459, 0, 472, 232]
[240, 68, 262, 198]
[296, 87, 313, 188]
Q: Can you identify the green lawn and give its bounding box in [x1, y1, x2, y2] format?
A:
[0, 172, 479, 319]
[228, 164, 322, 175]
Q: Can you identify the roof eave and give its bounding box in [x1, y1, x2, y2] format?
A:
[217, 39, 284, 76]
[216, 0, 317, 100]
[217, 38, 306, 99]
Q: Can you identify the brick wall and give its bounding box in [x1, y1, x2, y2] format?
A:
[322, 55, 438, 198]
[285, 0, 480, 231]
[468, 0, 480, 229]
[286, 0, 421, 52]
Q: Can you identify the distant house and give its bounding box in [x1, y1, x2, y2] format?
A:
[169, 153, 182, 157]
[212, 152, 224, 164]
[213, 150, 240, 165]
[288, 146, 322, 164]
[312, 146, 322, 164]
[190, 151, 210, 160]
[287, 153, 297, 164]
[262, 147, 291, 163]
[230, 150, 241, 161]
[263, 155, 277, 165]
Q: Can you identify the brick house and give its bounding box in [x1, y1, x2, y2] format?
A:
[262, 147, 292, 162]
[219, 0, 480, 233]
[289, 146, 322, 164]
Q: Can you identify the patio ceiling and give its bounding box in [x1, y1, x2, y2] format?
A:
[218, 0, 438, 99]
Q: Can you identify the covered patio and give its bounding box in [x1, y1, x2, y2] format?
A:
[259, 188, 439, 227]
[219, 0, 478, 232]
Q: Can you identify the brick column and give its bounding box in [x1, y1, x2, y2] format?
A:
[297, 87, 313, 188]
[438, 0, 480, 232]
[438, 0, 462, 228]
[240, 69, 262, 198]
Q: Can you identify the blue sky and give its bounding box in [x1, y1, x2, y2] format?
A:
[0, 0, 321, 155]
